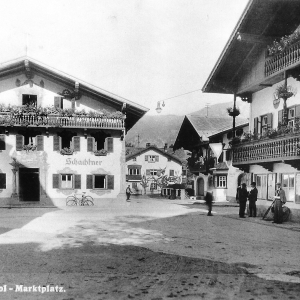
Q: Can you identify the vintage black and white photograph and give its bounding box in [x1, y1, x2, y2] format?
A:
[0, 0, 299, 299]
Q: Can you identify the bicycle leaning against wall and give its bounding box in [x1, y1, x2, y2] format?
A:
[66, 192, 94, 206]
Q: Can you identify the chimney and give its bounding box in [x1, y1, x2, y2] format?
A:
[146, 143, 151, 148]
[164, 143, 168, 152]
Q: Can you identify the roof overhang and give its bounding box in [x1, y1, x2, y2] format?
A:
[202, 0, 300, 95]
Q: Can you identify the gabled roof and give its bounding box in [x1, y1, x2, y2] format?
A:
[202, 0, 300, 94]
[0, 56, 149, 130]
[187, 115, 247, 140]
[207, 121, 249, 138]
[126, 146, 182, 164]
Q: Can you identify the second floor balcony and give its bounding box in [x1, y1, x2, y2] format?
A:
[0, 106, 125, 130]
[232, 133, 300, 170]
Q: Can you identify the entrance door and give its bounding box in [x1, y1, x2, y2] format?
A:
[282, 173, 295, 202]
[256, 175, 267, 199]
[197, 178, 204, 196]
[19, 168, 40, 201]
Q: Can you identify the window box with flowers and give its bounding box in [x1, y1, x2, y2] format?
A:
[226, 107, 240, 117]
[60, 147, 74, 155]
[94, 149, 108, 156]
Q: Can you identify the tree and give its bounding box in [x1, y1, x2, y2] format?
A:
[140, 174, 150, 195]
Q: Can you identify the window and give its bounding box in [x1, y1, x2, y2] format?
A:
[22, 94, 37, 106]
[0, 135, 5, 151]
[133, 157, 137, 161]
[52, 174, 81, 189]
[128, 168, 141, 175]
[214, 175, 227, 188]
[61, 174, 73, 189]
[87, 136, 113, 153]
[16, 134, 44, 151]
[145, 155, 159, 162]
[0, 173, 6, 189]
[288, 108, 295, 119]
[54, 134, 80, 152]
[54, 96, 63, 109]
[132, 182, 138, 189]
[150, 183, 157, 190]
[150, 169, 157, 176]
[86, 174, 114, 190]
[169, 170, 175, 176]
[254, 113, 272, 136]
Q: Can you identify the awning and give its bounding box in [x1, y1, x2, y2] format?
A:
[127, 165, 142, 169]
[209, 143, 223, 160]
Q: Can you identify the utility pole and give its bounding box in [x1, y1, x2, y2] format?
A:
[205, 103, 210, 117]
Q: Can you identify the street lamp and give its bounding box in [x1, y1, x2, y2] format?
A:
[156, 101, 162, 113]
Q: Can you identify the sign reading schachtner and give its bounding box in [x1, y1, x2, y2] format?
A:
[66, 158, 102, 166]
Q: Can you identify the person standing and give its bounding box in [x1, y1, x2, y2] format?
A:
[273, 182, 286, 224]
[248, 182, 258, 217]
[205, 188, 214, 216]
[238, 183, 248, 218]
[126, 185, 132, 201]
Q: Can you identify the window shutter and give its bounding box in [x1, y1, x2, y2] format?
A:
[86, 175, 93, 189]
[146, 169, 150, 176]
[16, 135, 24, 151]
[267, 113, 273, 129]
[157, 170, 161, 177]
[106, 137, 114, 153]
[0, 173, 6, 189]
[52, 174, 60, 188]
[145, 155, 148, 161]
[87, 137, 94, 152]
[54, 96, 62, 109]
[53, 135, 60, 151]
[36, 135, 44, 151]
[107, 175, 114, 189]
[0, 135, 5, 150]
[253, 117, 259, 135]
[170, 170, 174, 176]
[295, 104, 300, 118]
[155, 155, 159, 162]
[74, 174, 81, 189]
[278, 110, 283, 125]
[73, 136, 80, 151]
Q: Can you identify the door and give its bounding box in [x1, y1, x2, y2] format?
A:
[267, 173, 276, 200]
[282, 173, 295, 202]
[256, 175, 267, 200]
[197, 178, 204, 196]
[19, 168, 40, 201]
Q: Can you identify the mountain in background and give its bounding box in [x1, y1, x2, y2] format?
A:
[126, 100, 249, 148]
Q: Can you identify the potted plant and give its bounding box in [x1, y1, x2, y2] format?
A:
[60, 147, 74, 155]
[94, 149, 108, 156]
[274, 84, 296, 100]
[226, 107, 240, 117]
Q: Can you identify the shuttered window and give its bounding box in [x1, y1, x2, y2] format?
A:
[16, 135, 24, 151]
[36, 135, 44, 151]
[253, 117, 259, 135]
[53, 135, 61, 151]
[106, 137, 114, 153]
[0, 173, 6, 189]
[74, 174, 81, 189]
[0, 135, 5, 150]
[52, 174, 60, 188]
[73, 136, 80, 152]
[54, 96, 63, 109]
[145, 155, 148, 161]
[169, 170, 174, 176]
[146, 169, 151, 176]
[278, 110, 283, 125]
[87, 137, 95, 152]
[155, 156, 159, 162]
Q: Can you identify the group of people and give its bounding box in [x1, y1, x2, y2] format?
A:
[237, 181, 286, 223]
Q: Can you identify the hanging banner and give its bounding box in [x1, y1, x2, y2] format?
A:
[209, 143, 223, 160]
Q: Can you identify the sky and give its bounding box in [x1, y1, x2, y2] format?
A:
[0, 0, 249, 115]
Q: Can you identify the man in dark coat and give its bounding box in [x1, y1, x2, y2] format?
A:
[273, 182, 286, 224]
[238, 183, 248, 218]
[205, 188, 214, 216]
[248, 182, 258, 217]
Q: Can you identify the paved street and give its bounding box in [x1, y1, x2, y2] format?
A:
[0, 198, 299, 299]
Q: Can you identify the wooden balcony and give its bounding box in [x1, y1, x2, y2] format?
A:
[232, 134, 300, 170]
[0, 112, 125, 130]
[265, 40, 300, 77]
[126, 175, 142, 181]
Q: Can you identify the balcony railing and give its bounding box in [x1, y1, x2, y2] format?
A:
[126, 175, 142, 181]
[232, 134, 300, 165]
[0, 112, 125, 129]
[265, 40, 300, 77]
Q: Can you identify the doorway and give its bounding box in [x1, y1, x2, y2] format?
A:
[197, 177, 204, 197]
[256, 174, 267, 199]
[19, 168, 40, 201]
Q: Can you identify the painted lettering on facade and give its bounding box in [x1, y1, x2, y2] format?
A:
[66, 158, 102, 166]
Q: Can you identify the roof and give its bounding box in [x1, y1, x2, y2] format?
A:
[0, 56, 149, 130]
[208, 121, 249, 138]
[187, 115, 247, 140]
[202, 0, 300, 94]
[126, 146, 182, 164]
[215, 162, 229, 171]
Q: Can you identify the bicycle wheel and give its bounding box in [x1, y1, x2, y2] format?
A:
[66, 196, 77, 206]
[262, 205, 273, 220]
[282, 206, 291, 222]
[83, 196, 94, 206]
